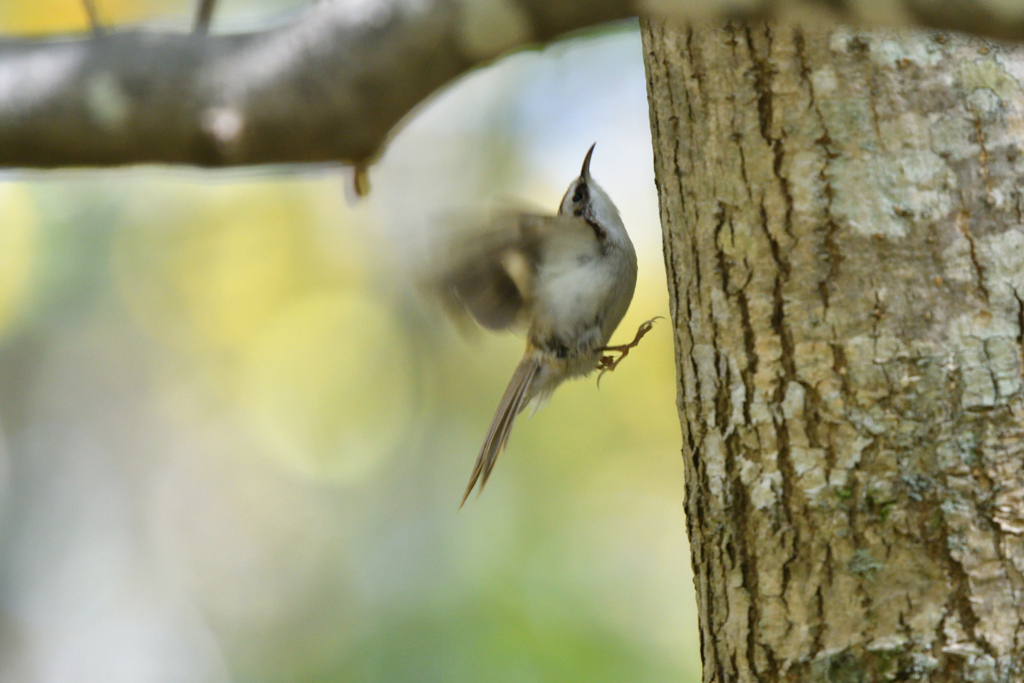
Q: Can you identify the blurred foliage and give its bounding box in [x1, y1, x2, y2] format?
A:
[0, 0, 164, 33]
[0, 4, 700, 683]
[0, 0, 308, 33]
[0, 185, 36, 334]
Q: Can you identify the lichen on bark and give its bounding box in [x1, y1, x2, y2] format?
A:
[643, 20, 1024, 682]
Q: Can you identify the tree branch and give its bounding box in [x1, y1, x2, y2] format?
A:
[0, 0, 1021, 169]
[0, 0, 640, 168]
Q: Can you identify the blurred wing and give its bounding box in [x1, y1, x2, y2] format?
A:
[431, 213, 595, 332]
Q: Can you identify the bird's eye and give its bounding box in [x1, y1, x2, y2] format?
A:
[572, 185, 587, 203]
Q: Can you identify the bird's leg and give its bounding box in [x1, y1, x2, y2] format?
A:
[596, 317, 662, 386]
[601, 317, 660, 355]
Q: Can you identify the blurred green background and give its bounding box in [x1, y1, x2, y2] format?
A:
[0, 2, 699, 681]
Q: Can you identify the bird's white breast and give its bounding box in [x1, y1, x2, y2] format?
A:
[534, 246, 618, 342]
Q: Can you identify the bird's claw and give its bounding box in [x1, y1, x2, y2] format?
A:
[596, 316, 663, 388]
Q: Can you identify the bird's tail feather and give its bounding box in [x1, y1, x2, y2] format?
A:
[461, 355, 541, 507]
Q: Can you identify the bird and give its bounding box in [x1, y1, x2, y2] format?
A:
[432, 144, 653, 505]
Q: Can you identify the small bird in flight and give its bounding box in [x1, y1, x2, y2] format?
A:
[434, 144, 655, 505]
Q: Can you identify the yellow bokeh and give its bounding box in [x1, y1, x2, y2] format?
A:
[0, 0, 177, 34]
[111, 179, 394, 482]
[112, 182, 353, 355]
[236, 290, 415, 483]
[0, 183, 38, 337]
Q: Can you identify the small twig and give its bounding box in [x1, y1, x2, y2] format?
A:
[596, 316, 663, 388]
[193, 0, 217, 34]
[353, 162, 371, 197]
[82, 0, 103, 37]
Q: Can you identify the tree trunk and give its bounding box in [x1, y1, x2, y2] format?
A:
[642, 22, 1024, 682]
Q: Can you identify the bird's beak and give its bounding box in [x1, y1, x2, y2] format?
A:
[580, 143, 596, 181]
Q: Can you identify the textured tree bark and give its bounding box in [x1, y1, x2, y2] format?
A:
[643, 22, 1024, 682]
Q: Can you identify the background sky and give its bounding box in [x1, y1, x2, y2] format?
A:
[0, 2, 700, 681]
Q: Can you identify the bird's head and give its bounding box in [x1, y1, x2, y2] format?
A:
[558, 143, 625, 241]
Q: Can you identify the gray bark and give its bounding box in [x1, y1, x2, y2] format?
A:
[643, 21, 1024, 682]
[1, 0, 1024, 168]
